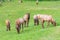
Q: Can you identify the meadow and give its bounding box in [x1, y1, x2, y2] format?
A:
[0, 1, 60, 40]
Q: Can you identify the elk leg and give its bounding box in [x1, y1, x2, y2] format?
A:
[24, 21, 26, 27]
[41, 20, 44, 28]
[28, 19, 29, 25]
[26, 21, 28, 27]
[47, 21, 50, 28]
[22, 24, 23, 32]
[16, 25, 20, 34]
[9, 24, 10, 31]
[37, 19, 39, 25]
[34, 19, 36, 26]
[6, 25, 8, 31]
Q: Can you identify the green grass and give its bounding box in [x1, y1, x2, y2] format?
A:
[0, 1, 60, 40]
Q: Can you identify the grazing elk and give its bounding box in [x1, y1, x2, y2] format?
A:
[16, 18, 24, 34]
[33, 15, 39, 26]
[37, 14, 56, 28]
[23, 13, 30, 27]
[5, 19, 10, 31]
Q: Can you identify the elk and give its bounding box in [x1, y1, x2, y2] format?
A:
[15, 18, 24, 34]
[23, 13, 30, 27]
[33, 15, 39, 26]
[5, 19, 10, 31]
[37, 14, 56, 28]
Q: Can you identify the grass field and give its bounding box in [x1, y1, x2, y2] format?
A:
[0, 1, 60, 40]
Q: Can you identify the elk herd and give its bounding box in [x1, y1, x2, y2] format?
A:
[5, 13, 56, 34]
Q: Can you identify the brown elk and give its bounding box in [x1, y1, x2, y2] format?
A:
[5, 19, 10, 31]
[37, 14, 56, 28]
[23, 13, 30, 27]
[33, 15, 39, 26]
[15, 18, 24, 34]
